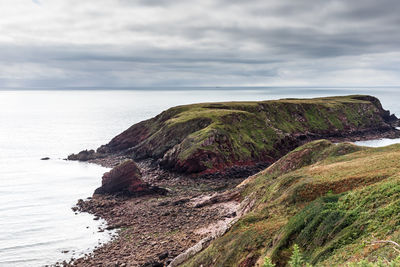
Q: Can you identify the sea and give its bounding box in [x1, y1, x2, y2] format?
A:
[0, 87, 399, 266]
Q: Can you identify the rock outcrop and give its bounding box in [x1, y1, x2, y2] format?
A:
[67, 149, 101, 161]
[69, 95, 400, 176]
[94, 160, 165, 196]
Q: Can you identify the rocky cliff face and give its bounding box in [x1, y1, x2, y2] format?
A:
[70, 95, 400, 175]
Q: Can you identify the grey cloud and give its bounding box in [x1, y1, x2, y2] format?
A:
[1, 0, 400, 87]
[118, 0, 186, 7]
[333, 0, 400, 20]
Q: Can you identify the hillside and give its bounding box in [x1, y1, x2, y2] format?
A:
[69, 95, 399, 176]
[182, 140, 400, 266]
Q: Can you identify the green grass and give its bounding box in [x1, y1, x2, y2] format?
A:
[181, 141, 400, 266]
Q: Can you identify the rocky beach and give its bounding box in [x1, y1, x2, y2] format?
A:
[67, 157, 250, 266]
[67, 95, 400, 267]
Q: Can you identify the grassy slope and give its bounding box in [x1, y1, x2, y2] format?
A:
[181, 140, 400, 266]
[104, 95, 393, 173]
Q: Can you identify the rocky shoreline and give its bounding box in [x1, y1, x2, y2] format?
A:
[64, 96, 400, 266]
[86, 127, 400, 171]
[65, 130, 400, 267]
[68, 160, 246, 267]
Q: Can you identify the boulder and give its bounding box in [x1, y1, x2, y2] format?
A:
[94, 160, 165, 196]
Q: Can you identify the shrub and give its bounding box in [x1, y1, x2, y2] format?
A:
[289, 244, 307, 267]
[263, 256, 275, 267]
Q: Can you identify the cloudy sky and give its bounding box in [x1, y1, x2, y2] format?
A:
[1, 0, 400, 88]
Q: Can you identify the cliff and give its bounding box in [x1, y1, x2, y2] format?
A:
[182, 140, 400, 266]
[70, 95, 399, 176]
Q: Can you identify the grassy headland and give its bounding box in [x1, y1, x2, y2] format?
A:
[81, 95, 399, 175]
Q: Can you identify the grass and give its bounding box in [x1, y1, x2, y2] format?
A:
[181, 141, 400, 266]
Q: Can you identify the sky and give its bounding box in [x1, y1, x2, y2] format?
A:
[0, 0, 400, 88]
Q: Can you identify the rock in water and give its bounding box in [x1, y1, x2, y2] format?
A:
[94, 160, 165, 196]
[67, 149, 96, 161]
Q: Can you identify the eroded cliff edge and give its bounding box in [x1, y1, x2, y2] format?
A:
[69, 95, 399, 176]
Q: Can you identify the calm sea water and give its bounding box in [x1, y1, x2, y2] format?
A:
[0, 88, 399, 266]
